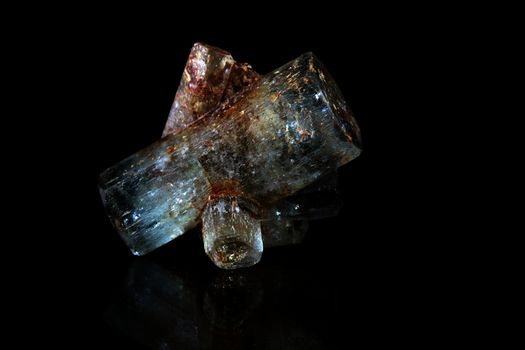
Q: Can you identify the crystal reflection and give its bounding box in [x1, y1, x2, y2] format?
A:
[105, 258, 343, 349]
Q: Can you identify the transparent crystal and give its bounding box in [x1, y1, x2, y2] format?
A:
[202, 196, 263, 269]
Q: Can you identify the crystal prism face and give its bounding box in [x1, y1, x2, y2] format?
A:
[202, 196, 263, 269]
[99, 142, 211, 255]
[99, 44, 361, 268]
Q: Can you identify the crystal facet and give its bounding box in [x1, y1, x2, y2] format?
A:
[99, 43, 361, 268]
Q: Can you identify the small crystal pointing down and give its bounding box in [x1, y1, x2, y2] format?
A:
[202, 196, 263, 269]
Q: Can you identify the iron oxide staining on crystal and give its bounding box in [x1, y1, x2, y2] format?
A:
[99, 43, 361, 269]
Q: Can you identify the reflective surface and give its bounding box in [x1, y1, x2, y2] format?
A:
[75, 214, 380, 350]
[105, 253, 345, 349]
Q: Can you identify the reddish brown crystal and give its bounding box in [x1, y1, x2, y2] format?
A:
[162, 43, 259, 137]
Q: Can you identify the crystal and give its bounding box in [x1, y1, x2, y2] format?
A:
[99, 146, 211, 255]
[160, 43, 340, 253]
[202, 196, 263, 269]
[163, 43, 259, 136]
[99, 44, 361, 267]
[161, 42, 336, 231]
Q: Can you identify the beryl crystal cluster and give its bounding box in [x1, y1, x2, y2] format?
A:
[99, 43, 361, 269]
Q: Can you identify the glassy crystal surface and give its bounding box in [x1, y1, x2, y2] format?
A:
[202, 196, 263, 269]
[99, 143, 211, 255]
[99, 50, 361, 265]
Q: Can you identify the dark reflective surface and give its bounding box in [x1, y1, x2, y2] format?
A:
[106, 260, 337, 349]
[102, 234, 354, 349]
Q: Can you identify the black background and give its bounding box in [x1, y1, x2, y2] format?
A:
[33, 9, 446, 349]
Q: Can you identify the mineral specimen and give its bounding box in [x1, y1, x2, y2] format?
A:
[99, 43, 361, 269]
